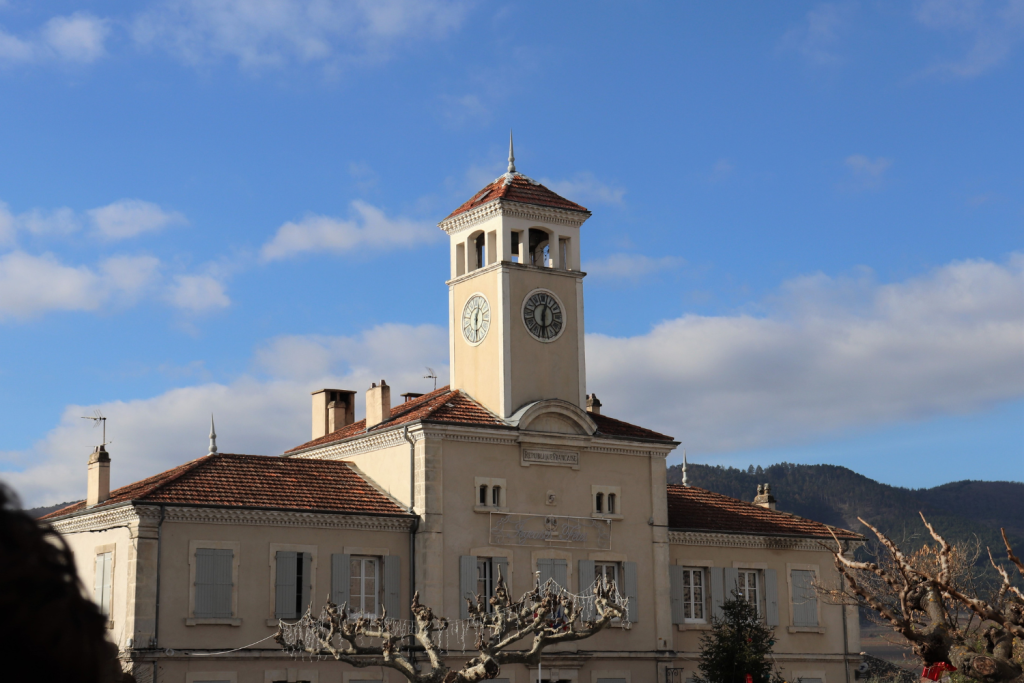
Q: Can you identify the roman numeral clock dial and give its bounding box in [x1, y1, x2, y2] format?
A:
[461, 294, 491, 346]
[523, 290, 565, 342]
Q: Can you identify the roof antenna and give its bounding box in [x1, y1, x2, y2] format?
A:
[208, 414, 218, 455]
[80, 409, 110, 448]
[682, 450, 689, 487]
[424, 367, 438, 392]
[507, 129, 516, 173]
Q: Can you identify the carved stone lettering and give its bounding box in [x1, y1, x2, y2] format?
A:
[490, 513, 611, 549]
[521, 448, 580, 468]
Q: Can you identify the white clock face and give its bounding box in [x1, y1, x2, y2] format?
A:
[462, 294, 491, 345]
[523, 290, 564, 342]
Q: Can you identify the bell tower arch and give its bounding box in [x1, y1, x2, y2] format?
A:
[439, 135, 591, 419]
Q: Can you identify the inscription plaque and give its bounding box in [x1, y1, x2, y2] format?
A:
[521, 448, 580, 469]
[490, 513, 611, 550]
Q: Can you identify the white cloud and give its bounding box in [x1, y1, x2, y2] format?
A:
[585, 253, 684, 280]
[166, 274, 230, 312]
[259, 200, 436, 262]
[587, 255, 1024, 452]
[543, 172, 625, 206]
[915, 0, 1024, 77]
[0, 12, 109, 65]
[780, 2, 853, 65]
[0, 251, 160, 319]
[2, 324, 448, 506]
[132, 0, 468, 70]
[87, 199, 187, 240]
[843, 154, 892, 189]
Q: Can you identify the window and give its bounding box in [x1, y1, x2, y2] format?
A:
[791, 569, 819, 627]
[349, 556, 379, 617]
[94, 551, 112, 617]
[195, 548, 234, 619]
[592, 485, 622, 518]
[681, 568, 705, 622]
[275, 550, 312, 620]
[474, 477, 506, 511]
[738, 570, 759, 613]
[474, 233, 485, 269]
[595, 561, 619, 590]
[477, 558, 495, 612]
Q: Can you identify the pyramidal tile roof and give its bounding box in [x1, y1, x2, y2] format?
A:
[666, 484, 861, 540]
[443, 172, 590, 221]
[284, 386, 675, 454]
[40, 453, 410, 521]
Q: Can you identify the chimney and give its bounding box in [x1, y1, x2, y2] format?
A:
[401, 392, 424, 403]
[753, 483, 777, 511]
[585, 393, 602, 415]
[311, 389, 356, 439]
[366, 380, 391, 428]
[87, 445, 111, 507]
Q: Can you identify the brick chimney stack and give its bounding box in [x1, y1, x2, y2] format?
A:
[585, 393, 602, 415]
[366, 380, 392, 428]
[753, 483, 777, 511]
[87, 445, 111, 508]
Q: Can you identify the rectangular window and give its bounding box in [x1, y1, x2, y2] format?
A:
[595, 561, 619, 589]
[275, 550, 312, 619]
[477, 558, 494, 612]
[349, 556, 379, 617]
[791, 570, 819, 626]
[738, 570, 760, 613]
[94, 551, 112, 617]
[195, 548, 234, 619]
[681, 568, 705, 622]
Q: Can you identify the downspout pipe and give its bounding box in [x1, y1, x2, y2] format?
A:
[402, 426, 418, 612]
[153, 504, 165, 649]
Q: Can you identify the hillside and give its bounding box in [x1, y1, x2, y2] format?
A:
[666, 462, 1024, 556]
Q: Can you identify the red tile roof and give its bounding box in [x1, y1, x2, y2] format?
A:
[667, 485, 861, 540]
[444, 172, 590, 221]
[591, 413, 675, 442]
[284, 386, 507, 454]
[40, 453, 409, 521]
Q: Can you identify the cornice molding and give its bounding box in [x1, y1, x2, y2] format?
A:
[289, 426, 409, 460]
[49, 503, 161, 535]
[669, 530, 861, 552]
[439, 199, 589, 236]
[162, 506, 413, 532]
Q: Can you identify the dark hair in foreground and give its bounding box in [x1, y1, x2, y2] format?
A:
[0, 482, 123, 681]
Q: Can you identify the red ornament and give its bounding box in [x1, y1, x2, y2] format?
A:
[746, 674, 753, 683]
[921, 663, 957, 680]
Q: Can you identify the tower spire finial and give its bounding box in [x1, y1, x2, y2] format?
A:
[208, 414, 218, 455]
[682, 450, 689, 487]
[507, 129, 516, 173]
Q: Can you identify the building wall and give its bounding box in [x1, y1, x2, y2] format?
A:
[61, 523, 134, 649]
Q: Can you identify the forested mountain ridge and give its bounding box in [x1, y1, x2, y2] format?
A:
[666, 462, 1024, 554]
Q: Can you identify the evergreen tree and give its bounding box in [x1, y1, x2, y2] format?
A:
[694, 593, 783, 683]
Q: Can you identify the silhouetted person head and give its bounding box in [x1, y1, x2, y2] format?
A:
[0, 482, 123, 682]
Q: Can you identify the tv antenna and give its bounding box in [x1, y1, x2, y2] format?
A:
[81, 409, 110, 447]
[424, 367, 438, 391]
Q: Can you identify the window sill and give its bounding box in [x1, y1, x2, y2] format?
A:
[185, 617, 242, 626]
[788, 625, 825, 634]
[474, 505, 508, 514]
[591, 513, 623, 521]
[676, 622, 712, 631]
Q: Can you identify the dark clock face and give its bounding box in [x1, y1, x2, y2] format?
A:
[523, 291, 564, 341]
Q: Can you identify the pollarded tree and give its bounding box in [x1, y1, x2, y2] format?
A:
[275, 569, 626, 683]
[828, 515, 1023, 683]
[693, 591, 784, 683]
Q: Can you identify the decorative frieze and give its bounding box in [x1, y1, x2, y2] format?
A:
[669, 530, 861, 552]
[438, 200, 588, 236]
[490, 512, 611, 550]
[521, 448, 580, 469]
[290, 427, 409, 460]
[162, 507, 413, 532]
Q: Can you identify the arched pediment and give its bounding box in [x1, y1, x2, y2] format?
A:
[507, 400, 597, 436]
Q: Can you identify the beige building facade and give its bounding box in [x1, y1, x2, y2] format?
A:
[44, 154, 863, 683]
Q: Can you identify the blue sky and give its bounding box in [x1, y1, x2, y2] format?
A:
[1, 1, 1021, 506]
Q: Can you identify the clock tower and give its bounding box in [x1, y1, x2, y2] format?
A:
[439, 135, 591, 419]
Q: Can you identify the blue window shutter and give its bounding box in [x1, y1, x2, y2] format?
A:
[723, 567, 739, 600]
[276, 551, 297, 619]
[669, 565, 685, 625]
[331, 553, 350, 608]
[537, 558, 554, 586]
[300, 552, 312, 615]
[791, 569, 818, 627]
[212, 549, 233, 618]
[578, 560, 596, 621]
[710, 567, 725, 620]
[623, 561, 639, 623]
[459, 555, 476, 619]
[383, 555, 401, 619]
[764, 568, 780, 626]
[195, 548, 218, 618]
[552, 559, 568, 590]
